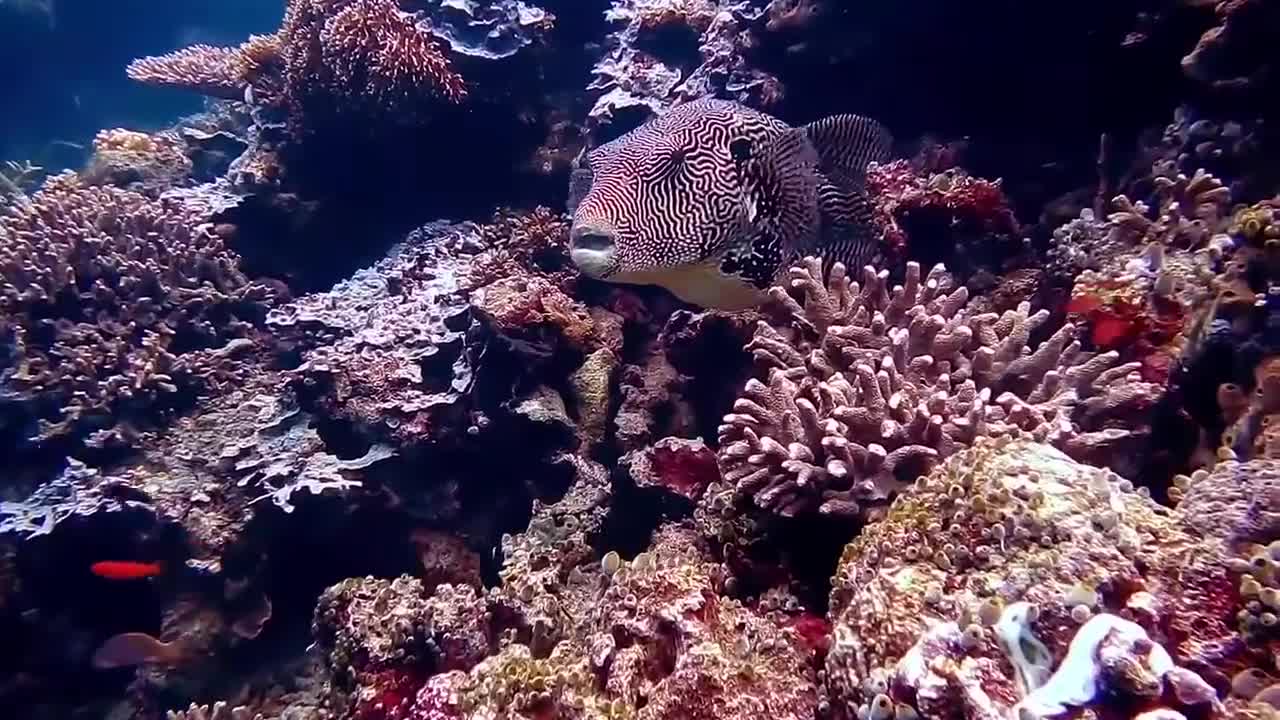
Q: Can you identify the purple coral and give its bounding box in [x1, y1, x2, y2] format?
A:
[716, 257, 1158, 520]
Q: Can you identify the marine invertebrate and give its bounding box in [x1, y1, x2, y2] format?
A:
[569, 98, 890, 309]
[126, 41, 268, 101]
[268, 221, 474, 448]
[588, 0, 782, 122]
[297, 0, 467, 122]
[865, 159, 1023, 277]
[824, 437, 1239, 719]
[1181, 0, 1280, 95]
[0, 172, 283, 450]
[715, 258, 1157, 520]
[82, 128, 194, 192]
[466, 207, 575, 291]
[128, 0, 466, 137]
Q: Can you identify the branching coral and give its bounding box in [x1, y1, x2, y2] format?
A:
[0, 172, 284, 449]
[588, 0, 781, 123]
[82, 128, 194, 193]
[1181, 0, 1280, 95]
[303, 0, 468, 118]
[126, 42, 264, 101]
[715, 258, 1158, 520]
[127, 0, 466, 136]
[865, 159, 1024, 278]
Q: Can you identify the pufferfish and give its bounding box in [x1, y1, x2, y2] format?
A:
[567, 98, 892, 309]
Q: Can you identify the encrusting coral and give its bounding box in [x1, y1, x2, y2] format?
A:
[714, 257, 1158, 522]
[823, 436, 1244, 720]
[588, 0, 782, 123]
[0, 172, 284, 450]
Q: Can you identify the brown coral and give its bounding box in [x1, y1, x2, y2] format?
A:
[714, 258, 1158, 521]
[127, 0, 466, 137]
[82, 128, 194, 192]
[825, 437, 1238, 719]
[0, 172, 282, 448]
[467, 207, 575, 292]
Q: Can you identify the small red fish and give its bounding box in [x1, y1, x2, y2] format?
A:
[90, 561, 163, 580]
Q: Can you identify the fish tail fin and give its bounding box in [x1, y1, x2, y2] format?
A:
[804, 114, 893, 188]
[815, 180, 881, 271]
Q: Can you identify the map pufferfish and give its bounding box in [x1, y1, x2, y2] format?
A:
[567, 98, 892, 310]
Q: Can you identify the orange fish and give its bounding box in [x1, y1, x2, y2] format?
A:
[90, 561, 163, 580]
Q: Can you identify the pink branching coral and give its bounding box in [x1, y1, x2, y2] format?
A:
[127, 0, 466, 135]
[126, 43, 257, 101]
[715, 258, 1158, 520]
[0, 172, 283, 447]
[298, 0, 467, 119]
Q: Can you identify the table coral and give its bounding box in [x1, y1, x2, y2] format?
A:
[824, 436, 1239, 720]
[0, 172, 283, 451]
[714, 257, 1158, 522]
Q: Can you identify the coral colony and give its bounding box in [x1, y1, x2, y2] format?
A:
[2, 1, 1280, 719]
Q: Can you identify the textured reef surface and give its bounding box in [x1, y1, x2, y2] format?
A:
[4, 1, 1280, 719]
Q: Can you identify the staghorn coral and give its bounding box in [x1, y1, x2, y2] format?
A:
[0, 172, 284, 451]
[824, 437, 1238, 720]
[127, 42, 266, 101]
[714, 257, 1158, 522]
[129, 0, 466, 138]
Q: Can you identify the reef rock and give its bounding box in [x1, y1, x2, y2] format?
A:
[824, 436, 1243, 720]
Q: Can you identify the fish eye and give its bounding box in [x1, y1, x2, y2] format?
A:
[729, 138, 751, 162]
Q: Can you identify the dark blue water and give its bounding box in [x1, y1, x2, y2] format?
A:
[0, 0, 280, 170]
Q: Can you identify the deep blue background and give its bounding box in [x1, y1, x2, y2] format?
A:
[0, 0, 281, 170]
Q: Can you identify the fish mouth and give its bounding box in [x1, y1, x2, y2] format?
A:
[568, 220, 620, 279]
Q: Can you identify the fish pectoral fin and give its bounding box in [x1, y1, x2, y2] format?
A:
[804, 113, 894, 188]
[815, 180, 879, 269]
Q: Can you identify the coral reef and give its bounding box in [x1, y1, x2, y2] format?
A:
[714, 257, 1157, 522]
[12, 1, 1280, 719]
[128, 0, 467, 134]
[824, 437, 1237, 719]
[866, 159, 1025, 281]
[588, 0, 780, 124]
[81, 129, 194, 194]
[267, 221, 475, 449]
[1181, 0, 1280, 96]
[0, 172, 284, 453]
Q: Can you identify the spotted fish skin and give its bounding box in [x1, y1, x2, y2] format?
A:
[568, 98, 892, 309]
